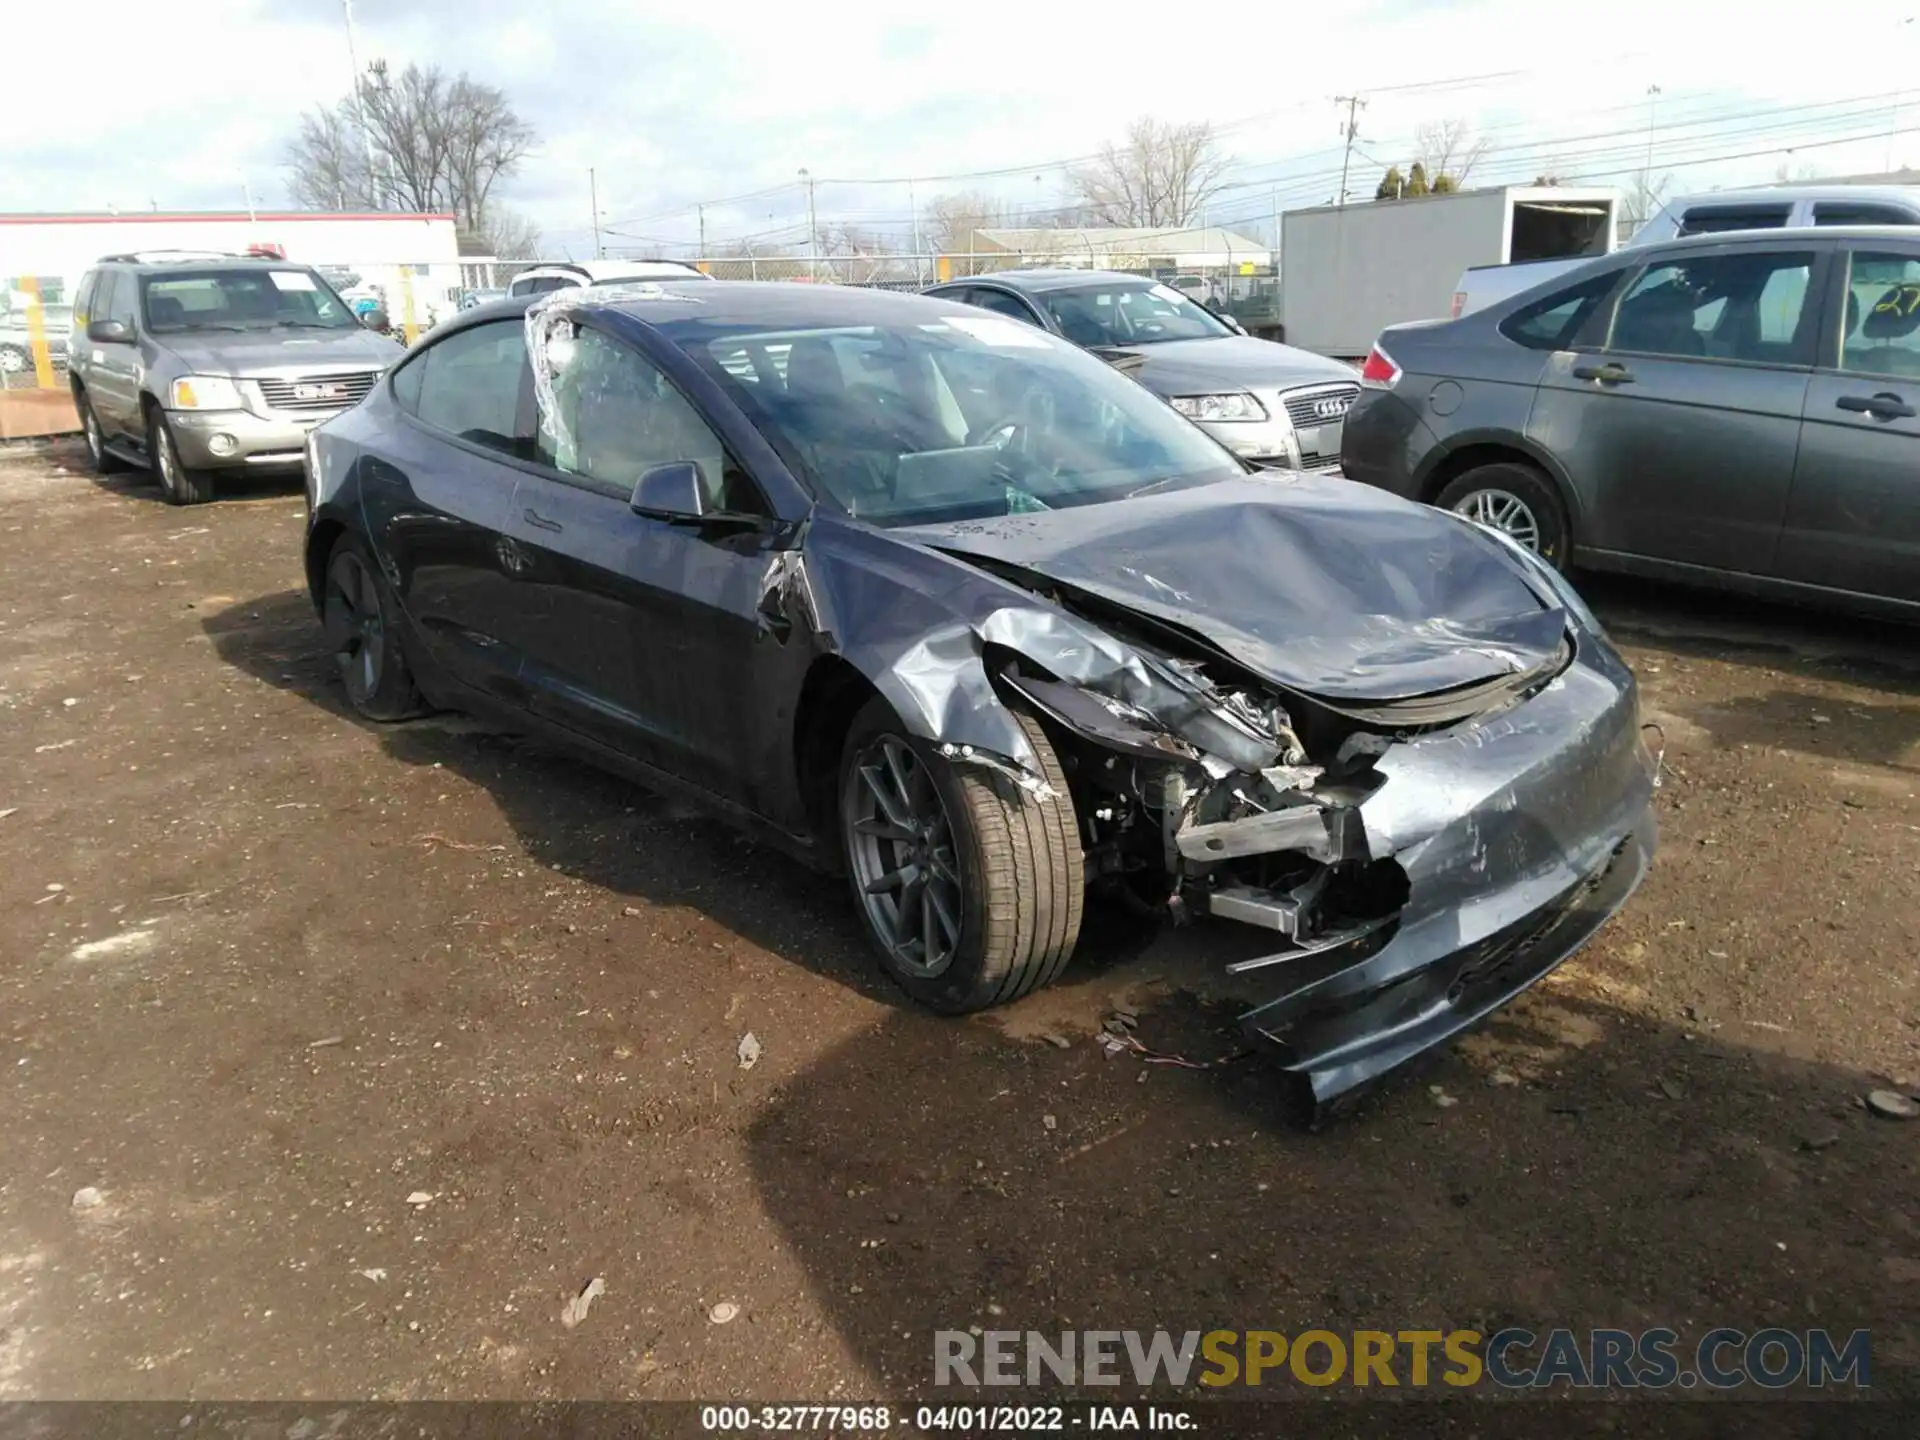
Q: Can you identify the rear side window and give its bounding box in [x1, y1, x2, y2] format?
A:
[508, 275, 573, 297]
[1815, 203, 1917, 227]
[1609, 250, 1816, 364]
[393, 319, 534, 457]
[1841, 251, 1920, 378]
[1499, 272, 1618, 351]
[1676, 205, 1792, 237]
[967, 287, 1044, 326]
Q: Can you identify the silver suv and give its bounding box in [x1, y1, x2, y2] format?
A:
[68, 251, 406, 504]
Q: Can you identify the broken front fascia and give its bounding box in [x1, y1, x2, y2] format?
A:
[843, 592, 1306, 807]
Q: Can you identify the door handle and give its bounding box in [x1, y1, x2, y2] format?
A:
[522, 507, 563, 533]
[1571, 361, 1635, 385]
[1836, 391, 1916, 421]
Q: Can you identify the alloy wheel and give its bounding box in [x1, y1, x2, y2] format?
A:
[322, 550, 386, 705]
[844, 734, 963, 978]
[153, 422, 180, 498]
[1452, 487, 1542, 552]
[83, 406, 102, 464]
[0, 346, 24, 375]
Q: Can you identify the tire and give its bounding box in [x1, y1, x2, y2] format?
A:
[76, 392, 128, 474]
[839, 698, 1084, 1014]
[0, 344, 27, 376]
[1434, 461, 1571, 570]
[148, 408, 214, 506]
[320, 533, 425, 722]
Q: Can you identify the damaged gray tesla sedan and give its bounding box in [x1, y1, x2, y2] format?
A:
[303, 282, 1658, 1109]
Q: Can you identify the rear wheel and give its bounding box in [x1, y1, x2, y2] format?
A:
[1435, 462, 1570, 569]
[149, 409, 214, 506]
[322, 535, 424, 722]
[839, 699, 1083, 1014]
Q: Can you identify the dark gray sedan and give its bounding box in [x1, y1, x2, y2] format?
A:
[925, 268, 1360, 471]
[304, 282, 1656, 1112]
[1342, 227, 1920, 615]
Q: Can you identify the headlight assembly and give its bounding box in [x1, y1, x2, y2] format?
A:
[1169, 392, 1268, 423]
[169, 375, 245, 410]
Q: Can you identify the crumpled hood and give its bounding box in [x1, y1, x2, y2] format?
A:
[156, 328, 404, 374]
[906, 474, 1567, 704]
[1122, 335, 1356, 395]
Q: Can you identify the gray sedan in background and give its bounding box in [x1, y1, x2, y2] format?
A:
[925, 269, 1360, 472]
[1341, 227, 1920, 617]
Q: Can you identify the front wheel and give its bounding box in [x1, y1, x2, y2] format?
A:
[148, 410, 214, 506]
[839, 700, 1083, 1014]
[1434, 461, 1571, 570]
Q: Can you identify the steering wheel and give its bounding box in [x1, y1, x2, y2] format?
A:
[965, 413, 1029, 452]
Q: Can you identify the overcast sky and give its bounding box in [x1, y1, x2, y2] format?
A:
[11, 0, 1920, 259]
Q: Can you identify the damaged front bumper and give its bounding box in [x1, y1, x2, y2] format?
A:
[1220, 649, 1659, 1109]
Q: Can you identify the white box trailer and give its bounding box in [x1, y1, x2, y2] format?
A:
[1278, 186, 1618, 360]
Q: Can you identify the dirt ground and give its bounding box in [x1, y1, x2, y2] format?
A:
[0, 439, 1915, 1414]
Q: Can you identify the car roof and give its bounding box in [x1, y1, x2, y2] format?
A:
[1665, 184, 1920, 210]
[1636, 223, 1920, 254]
[518, 260, 707, 281]
[946, 268, 1165, 295]
[96, 254, 310, 274]
[435, 280, 998, 340]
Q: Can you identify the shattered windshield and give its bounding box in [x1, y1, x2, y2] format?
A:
[140, 269, 359, 333]
[692, 315, 1243, 525]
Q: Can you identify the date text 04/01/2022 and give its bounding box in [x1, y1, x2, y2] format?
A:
[698, 1404, 1197, 1431]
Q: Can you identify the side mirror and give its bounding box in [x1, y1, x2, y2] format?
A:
[362, 308, 392, 333]
[87, 319, 132, 344]
[630, 461, 707, 521]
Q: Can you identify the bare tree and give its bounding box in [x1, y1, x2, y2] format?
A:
[927, 191, 1004, 256]
[1069, 118, 1230, 228]
[285, 104, 371, 211]
[473, 208, 541, 260]
[1773, 161, 1820, 183]
[1414, 119, 1488, 189]
[284, 62, 535, 239]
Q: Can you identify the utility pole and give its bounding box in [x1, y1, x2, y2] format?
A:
[909, 178, 922, 285]
[342, 0, 379, 211]
[698, 204, 707, 259]
[589, 168, 603, 258]
[799, 168, 818, 280]
[1335, 95, 1367, 207]
[1643, 84, 1662, 178]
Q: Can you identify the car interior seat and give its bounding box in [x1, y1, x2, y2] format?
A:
[147, 296, 187, 328]
[1614, 285, 1706, 356]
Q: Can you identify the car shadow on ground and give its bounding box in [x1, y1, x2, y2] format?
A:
[742, 986, 1919, 1429]
[200, 588, 1209, 1017]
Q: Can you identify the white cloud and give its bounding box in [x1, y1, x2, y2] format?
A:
[8, 0, 1919, 259]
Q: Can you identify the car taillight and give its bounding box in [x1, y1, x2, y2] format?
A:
[1450, 291, 1466, 318]
[1359, 345, 1401, 389]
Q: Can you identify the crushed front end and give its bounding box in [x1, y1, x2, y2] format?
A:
[972, 563, 1658, 1112]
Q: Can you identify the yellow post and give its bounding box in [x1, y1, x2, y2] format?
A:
[398, 268, 419, 345]
[936, 255, 953, 284]
[17, 275, 56, 389]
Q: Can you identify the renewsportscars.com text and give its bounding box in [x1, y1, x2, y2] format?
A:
[934, 1327, 1871, 1391]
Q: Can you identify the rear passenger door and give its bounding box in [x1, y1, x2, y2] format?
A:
[1775, 243, 1920, 603]
[1528, 242, 1827, 574]
[372, 318, 540, 701]
[85, 271, 142, 440]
